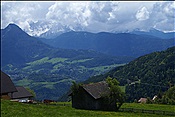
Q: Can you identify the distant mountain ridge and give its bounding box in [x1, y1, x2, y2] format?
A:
[131, 28, 175, 39]
[26, 20, 175, 39]
[1, 23, 132, 75]
[1, 23, 133, 100]
[40, 31, 175, 57]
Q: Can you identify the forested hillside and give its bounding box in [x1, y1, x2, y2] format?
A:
[85, 46, 175, 102]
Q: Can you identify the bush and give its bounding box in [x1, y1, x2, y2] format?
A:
[103, 77, 125, 111]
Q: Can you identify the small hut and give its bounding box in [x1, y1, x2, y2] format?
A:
[70, 81, 117, 111]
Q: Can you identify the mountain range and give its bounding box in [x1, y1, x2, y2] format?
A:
[27, 20, 175, 40]
[131, 28, 175, 39]
[1, 24, 132, 100]
[40, 31, 174, 57]
[1, 23, 174, 100]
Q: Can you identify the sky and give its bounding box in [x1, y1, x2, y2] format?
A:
[1, 1, 175, 36]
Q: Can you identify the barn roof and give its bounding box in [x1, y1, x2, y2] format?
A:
[1, 71, 17, 94]
[9, 86, 33, 99]
[83, 81, 110, 99]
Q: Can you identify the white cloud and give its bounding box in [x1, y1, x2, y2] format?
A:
[1, 1, 175, 36]
[1, 2, 54, 33]
[136, 7, 150, 21]
[2, 2, 36, 30]
[46, 2, 92, 28]
[149, 2, 175, 31]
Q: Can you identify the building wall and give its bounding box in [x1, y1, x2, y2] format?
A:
[72, 87, 100, 110]
[72, 87, 117, 111]
[1, 94, 11, 100]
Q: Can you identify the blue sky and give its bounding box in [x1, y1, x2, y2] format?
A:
[1, 1, 175, 36]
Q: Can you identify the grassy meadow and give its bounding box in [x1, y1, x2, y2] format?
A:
[1, 100, 174, 117]
[121, 103, 175, 112]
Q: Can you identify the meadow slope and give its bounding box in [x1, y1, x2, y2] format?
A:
[1, 100, 174, 117]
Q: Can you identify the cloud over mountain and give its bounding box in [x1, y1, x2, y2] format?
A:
[136, 7, 150, 21]
[1, 1, 175, 36]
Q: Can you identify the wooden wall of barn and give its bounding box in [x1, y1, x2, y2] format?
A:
[72, 87, 101, 110]
[1, 94, 11, 100]
[71, 86, 117, 111]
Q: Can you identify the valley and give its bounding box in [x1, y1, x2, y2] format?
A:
[1, 2, 175, 116]
[6, 56, 127, 100]
[1, 24, 132, 100]
[1, 23, 174, 100]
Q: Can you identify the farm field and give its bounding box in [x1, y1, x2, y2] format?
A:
[1, 100, 174, 117]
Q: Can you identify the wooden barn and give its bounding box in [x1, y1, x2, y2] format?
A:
[1, 71, 17, 99]
[70, 81, 117, 111]
[1, 71, 33, 102]
[9, 86, 33, 102]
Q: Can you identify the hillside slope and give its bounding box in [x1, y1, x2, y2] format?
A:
[2, 100, 174, 117]
[1, 24, 53, 66]
[86, 46, 175, 101]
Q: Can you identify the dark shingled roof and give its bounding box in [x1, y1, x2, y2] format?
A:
[9, 86, 33, 99]
[83, 81, 110, 99]
[1, 71, 17, 94]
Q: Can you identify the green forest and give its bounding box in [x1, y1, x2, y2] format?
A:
[85, 46, 175, 103]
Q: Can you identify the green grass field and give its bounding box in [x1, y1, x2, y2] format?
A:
[121, 103, 175, 112]
[1, 100, 174, 117]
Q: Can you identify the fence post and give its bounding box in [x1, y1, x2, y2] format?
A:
[153, 110, 155, 114]
[131, 108, 133, 112]
[119, 108, 175, 116]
